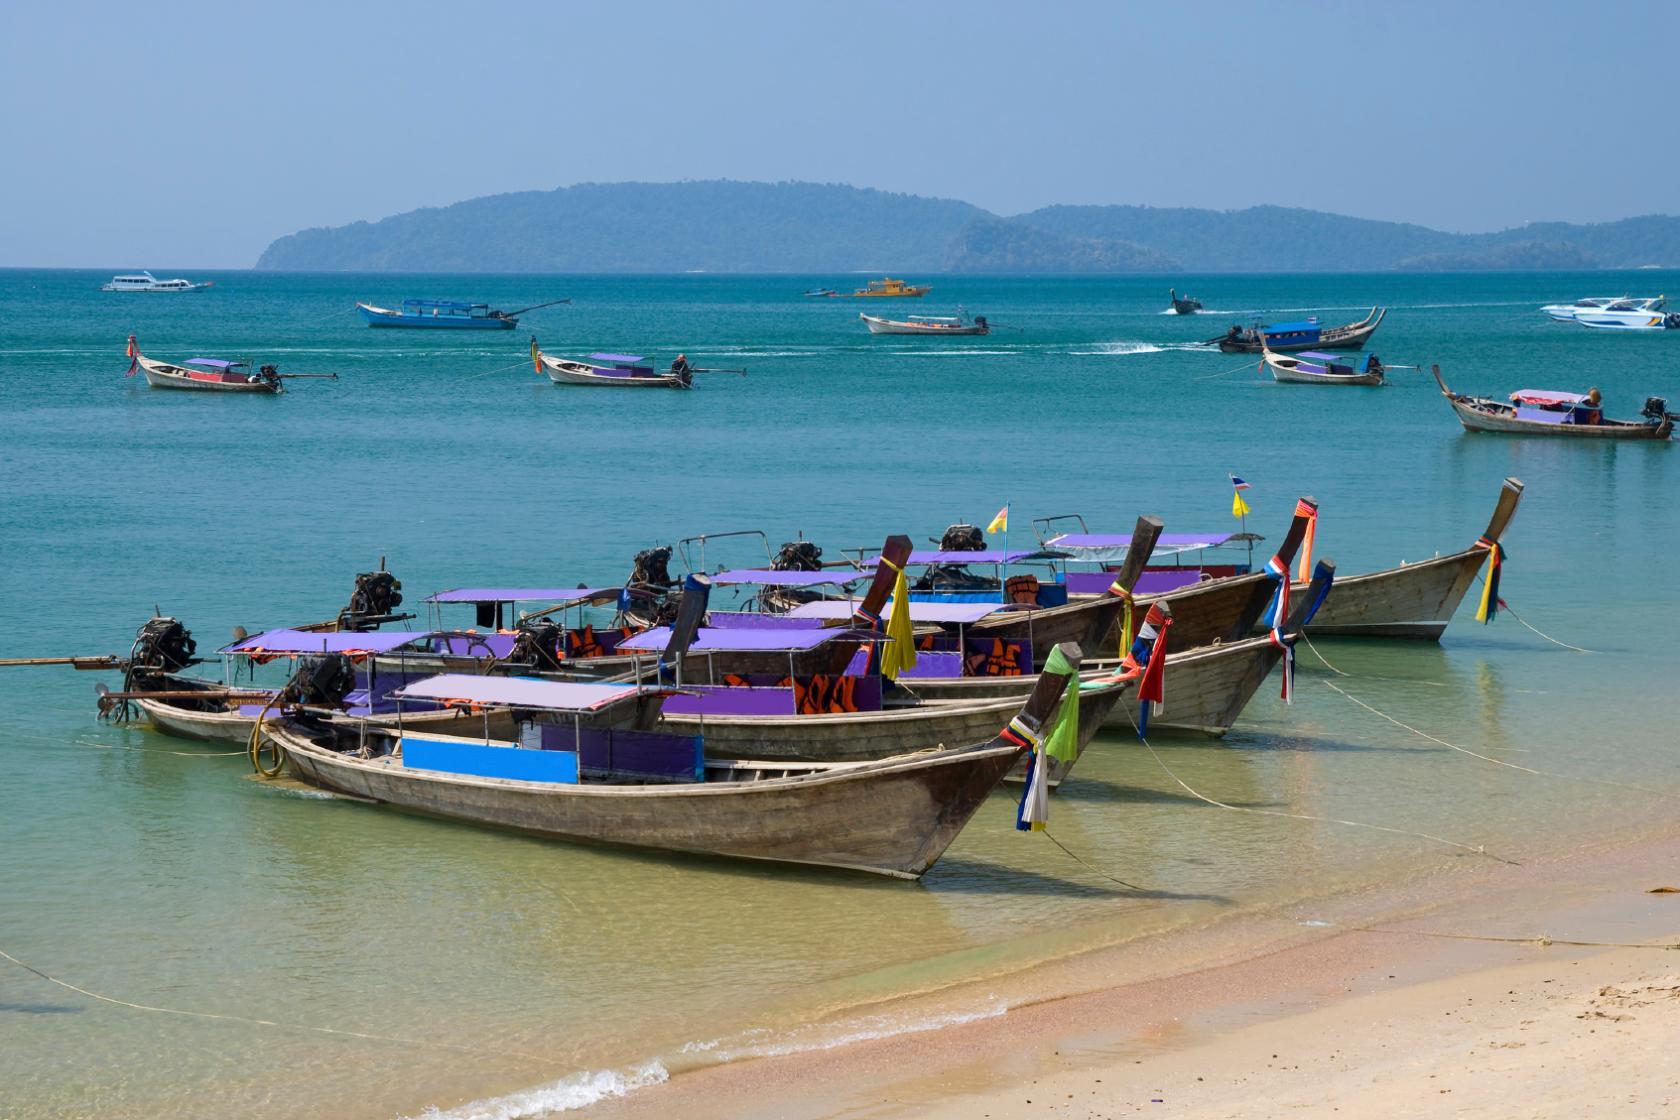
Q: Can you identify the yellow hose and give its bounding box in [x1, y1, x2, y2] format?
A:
[246, 690, 289, 778]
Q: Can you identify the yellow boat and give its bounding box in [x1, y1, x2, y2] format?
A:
[852, 277, 931, 298]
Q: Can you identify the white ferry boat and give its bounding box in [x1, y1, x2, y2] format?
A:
[101, 271, 212, 293]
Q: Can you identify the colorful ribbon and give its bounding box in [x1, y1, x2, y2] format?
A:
[1475, 539, 1505, 623]
[1294, 499, 1318, 584]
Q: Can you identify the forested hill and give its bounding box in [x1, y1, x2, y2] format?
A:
[255, 181, 1680, 273]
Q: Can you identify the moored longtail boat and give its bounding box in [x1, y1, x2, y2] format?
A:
[533, 339, 693, 389]
[127, 335, 282, 394]
[263, 651, 1084, 879]
[1289, 477, 1523, 639]
[1262, 346, 1385, 386]
[1432, 366, 1674, 440]
[860, 311, 989, 335]
[1211, 308, 1386, 354]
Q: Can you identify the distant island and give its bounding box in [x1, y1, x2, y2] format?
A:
[256, 180, 1680, 274]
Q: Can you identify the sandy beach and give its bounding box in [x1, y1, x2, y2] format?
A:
[594, 829, 1680, 1120]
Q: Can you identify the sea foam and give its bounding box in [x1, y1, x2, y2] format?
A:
[410, 1061, 668, 1119]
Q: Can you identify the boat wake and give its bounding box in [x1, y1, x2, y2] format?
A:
[409, 1061, 668, 1119]
[1069, 341, 1208, 356]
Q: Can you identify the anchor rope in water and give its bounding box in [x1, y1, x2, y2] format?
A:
[0, 946, 554, 1066]
[1121, 705, 1515, 865]
[1319, 680, 1674, 800]
[1470, 570, 1598, 654]
[1194, 358, 1266, 382]
[1040, 829, 1153, 892]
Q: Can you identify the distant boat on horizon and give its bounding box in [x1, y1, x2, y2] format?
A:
[356, 296, 570, 330]
[101, 270, 212, 293]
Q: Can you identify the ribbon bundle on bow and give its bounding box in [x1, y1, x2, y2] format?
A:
[1267, 559, 1336, 704]
[1124, 602, 1172, 736]
[1294, 499, 1319, 583]
[126, 334, 139, 376]
[1013, 645, 1081, 832]
[1475, 538, 1505, 623]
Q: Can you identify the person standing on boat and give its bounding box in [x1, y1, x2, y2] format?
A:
[670, 354, 692, 376]
[1582, 386, 1603, 424]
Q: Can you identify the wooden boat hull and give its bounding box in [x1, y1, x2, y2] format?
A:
[271, 724, 1021, 878]
[1217, 308, 1386, 353]
[135, 691, 519, 745]
[1264, 353, 1384, 385]
[665, 683, 1122, 764]
[1289, 549, 1486, 639]
[357, 303, 515, 329]
[545, 364, 689, 388]
[1444, 396, 1671, 438]
[138, 357, 280, 394]
[860, 315, 988, 336]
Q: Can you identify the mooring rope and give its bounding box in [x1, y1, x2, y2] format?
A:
[1194, 358, 1265, 382]
[1319, 680, 1673, 800]
[0, 946, 553, 1066]
[462, 357, 536, 380]
[1119, 705, 1515, 864]
[1470, 571, 1598, 654]
[1041, 828, 1153, 892]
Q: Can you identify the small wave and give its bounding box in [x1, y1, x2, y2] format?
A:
[412, 1061, 667, 1120]
[893, 349, 1018, 357]
[678, 1001, 1007, 1063]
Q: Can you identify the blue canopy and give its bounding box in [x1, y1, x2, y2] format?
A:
[1265, 320, 1321, 335]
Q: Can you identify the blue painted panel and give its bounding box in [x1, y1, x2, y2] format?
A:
[402, 736, 579, 783]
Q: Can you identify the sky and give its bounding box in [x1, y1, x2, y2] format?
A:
[1, 0, 1672, 268]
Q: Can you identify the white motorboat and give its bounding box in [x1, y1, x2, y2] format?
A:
[1575, 297, 1675, 331]
[860, 309, 990, 336]
[1539, 296, 1628, 321]
[101, 270, 212, 293]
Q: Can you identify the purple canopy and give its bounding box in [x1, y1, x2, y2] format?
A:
[787, 600, 1014, 624]
[617, 626, 841, 652]
[867, 550, 1042, 566]
[588, 353, 647, 364]
[1047, 532, 1237, 551]
[392, 673, 646, 712]
[185, 358, 243, 369]
[221, 629, 435, 655]
[709, 568, 866, 588]
[425, 587, 616, 604]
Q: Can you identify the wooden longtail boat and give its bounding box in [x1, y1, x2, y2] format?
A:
[1432, 366, 1674, 440]
[264, 654, 1082, 879]
[1262, 346, 1385, 386]
[1169, 288, 1203, 315]
[1290, 477, 1524, 639]
[860, 312, 989, 335]
[1211, 308, 1386, 354]
[533, 340, 693, 389]
[126, 335, 336, 394]
[1025, 501, 1319, 655]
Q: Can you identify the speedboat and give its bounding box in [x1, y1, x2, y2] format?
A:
[101, 271, 212, 293]
[1575, 297, 1675, 331]
[1540, 296, 1621, 321]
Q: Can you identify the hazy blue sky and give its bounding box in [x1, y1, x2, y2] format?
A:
[2, 0, 1670, 268]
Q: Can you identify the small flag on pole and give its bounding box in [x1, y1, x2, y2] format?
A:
[1229, 475, 1252, 518]
[986, 504, 1009, 534]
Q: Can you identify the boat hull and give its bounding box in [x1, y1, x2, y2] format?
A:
[357, 304, 515, 329]
[1289, 549, 1486, 639]
[861, 315, 988, 336]
[271, 725, 1021, 878]
[1445, 396, 1672, 439]
[1265, 353, 1384, 385]
[138, 358, 280, 394]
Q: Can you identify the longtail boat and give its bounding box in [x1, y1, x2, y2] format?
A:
[1290, 477, 1523, 639]
[1211, 308, 1385, 354]
[1432, 366, 1674, 440]
[533, 340, 693, 389]
[860, 311, 989, 335]
[262, 649, 1084, 879]
[356, 297, 569, 330]
[1262, 346, 1385, 386]
[1169, 288, 1203, 314]
[125, 335, 337, 394]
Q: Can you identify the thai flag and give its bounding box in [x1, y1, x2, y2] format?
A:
[1230, 474, 1251, 491]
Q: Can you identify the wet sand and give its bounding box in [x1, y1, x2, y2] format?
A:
[591, 828, 1680, 1120]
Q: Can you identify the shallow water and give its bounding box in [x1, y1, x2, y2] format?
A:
[0, 269, 1674, 1118]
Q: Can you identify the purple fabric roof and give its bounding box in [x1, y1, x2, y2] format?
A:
[617, 626, 840, 652]
[588, 353, 647, 364]
[392, 673, 645, 712]
[222, 629, 434, 655]
[1047, 533, 1237, 550]
[787, 600, 1014, 624]
[185, 358, 241, 369]
[867, 550, 1040, 565]
[709, 568, 866, 587]
[424, 587, 616, 604]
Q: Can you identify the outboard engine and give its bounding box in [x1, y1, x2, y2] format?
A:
[973, 315, 988, 331]
[287, 653, 357, 709]
[338, 569, 404, 631]
[506, 619, 564, 671]
[938, 524, 986, 552]
[771, 540, 823, 571]
[126, 616, 197, 688]
[258, 364, 282, 389]
[630, 546, 677, 589]
[1643, 396, 1669, 420]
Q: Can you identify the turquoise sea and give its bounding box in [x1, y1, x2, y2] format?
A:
[1, 269, 1675, 1119]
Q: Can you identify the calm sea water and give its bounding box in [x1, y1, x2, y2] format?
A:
[1, 269, 1675, 1118]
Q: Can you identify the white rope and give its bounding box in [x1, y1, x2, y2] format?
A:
[1472, 571, 1597, 653]
[1320, 680, 1672, 800]
[1194, 359, 1264, 382]
[1120, 706, 1515, 864]
[0, 946, 552, 1066]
